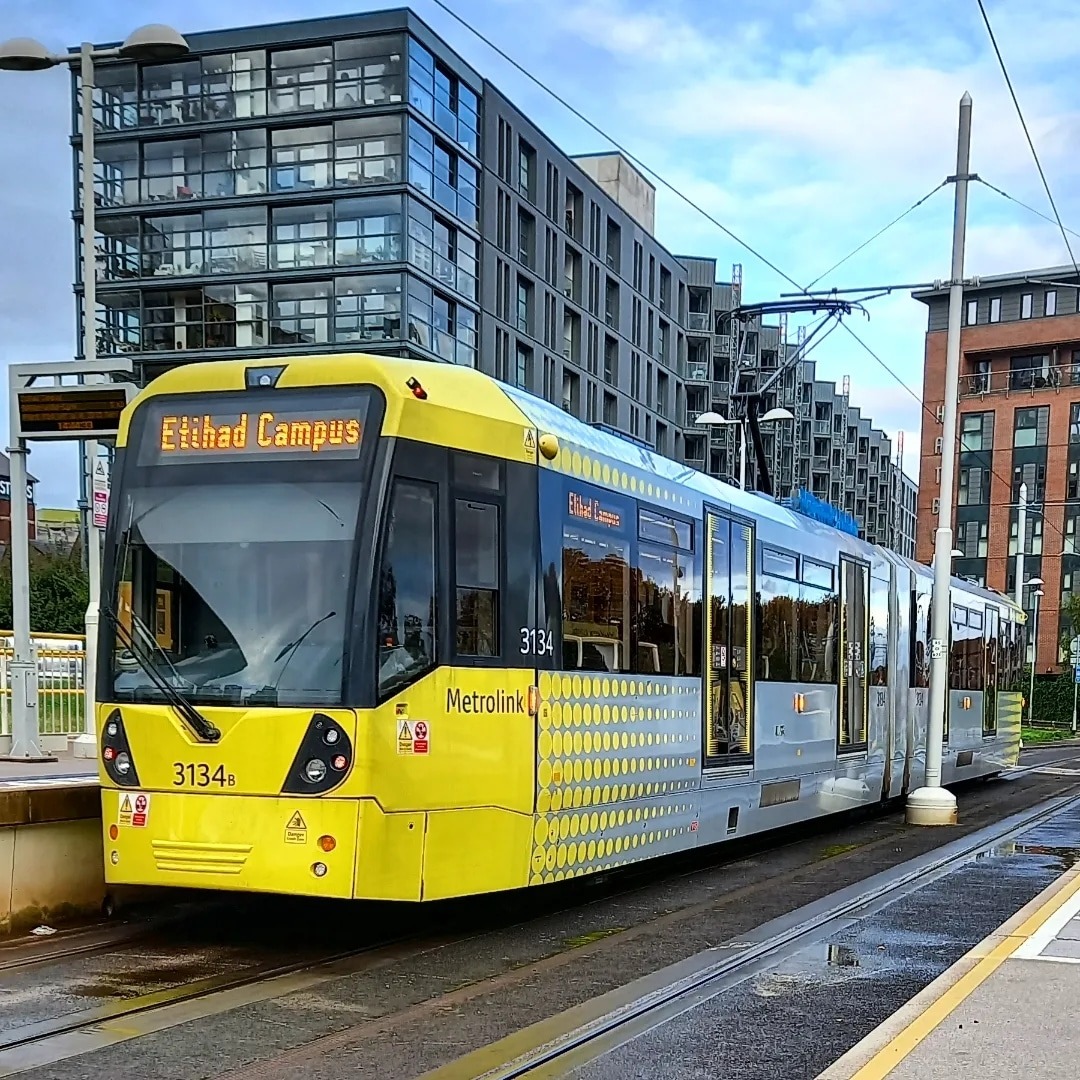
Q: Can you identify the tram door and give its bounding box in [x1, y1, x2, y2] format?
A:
[703, 510, 755, 767]
[838, 558, 870, 752]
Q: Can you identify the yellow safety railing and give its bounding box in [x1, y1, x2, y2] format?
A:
[0, 632, 86, 737]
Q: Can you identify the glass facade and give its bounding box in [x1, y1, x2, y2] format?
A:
[84, 28, 480, 372]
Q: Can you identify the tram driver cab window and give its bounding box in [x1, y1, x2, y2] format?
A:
[377, 480, 438, 698]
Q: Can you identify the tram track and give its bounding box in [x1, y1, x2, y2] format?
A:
[5, 750, 1078, 1079]
[422, 787, 1080, 1079]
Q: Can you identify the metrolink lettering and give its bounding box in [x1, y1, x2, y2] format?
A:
[159, 413, 361, 454]
[446, 688, 525, 714]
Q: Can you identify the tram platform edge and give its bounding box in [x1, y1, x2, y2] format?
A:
[818, 863, 1080, 1080]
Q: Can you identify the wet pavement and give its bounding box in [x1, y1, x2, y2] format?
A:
[566, 802, 1080, 1080]
[6, 748, 1080, 1080]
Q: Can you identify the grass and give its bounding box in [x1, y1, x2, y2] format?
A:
[1021, 725, 1077, 745]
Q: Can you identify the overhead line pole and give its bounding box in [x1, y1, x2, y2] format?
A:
[907, 92, 972, 827]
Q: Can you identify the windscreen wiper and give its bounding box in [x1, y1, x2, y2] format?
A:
[101, 603, 221, 743]
[272, 610, 337, 691]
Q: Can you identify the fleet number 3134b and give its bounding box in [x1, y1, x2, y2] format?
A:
[173, 763, 236, 787]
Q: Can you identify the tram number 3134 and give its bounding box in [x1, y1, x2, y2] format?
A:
[173, 763, 237, 788]
[519, 627, 554, 656]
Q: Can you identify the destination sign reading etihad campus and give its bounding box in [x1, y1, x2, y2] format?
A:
[156, 410, 364, 459]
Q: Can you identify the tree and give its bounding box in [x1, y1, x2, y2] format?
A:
[0, 547, 89, 635]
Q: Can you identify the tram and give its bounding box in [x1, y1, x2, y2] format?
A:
[97, 353, 1023, 900]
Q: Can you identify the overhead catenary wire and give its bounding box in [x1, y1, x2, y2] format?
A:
[975, 178, 1080, 245]
[803, 181, 950, 291]
[975, 0, 1080, 280]
[423, 0, 1066, 545]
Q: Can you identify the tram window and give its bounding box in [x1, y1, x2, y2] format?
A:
[910, 590, 931, 689]
[949, 606, 969, 691]
[455, 500, 499, 657]
[453, 453, 502, 492]
[377, 481, 437, 698]
[763, 547, 798, 579]
[798, 583, 836, 684]
[759, 572, 797, 682]
[802, 560, 833, 590]
[869, 574, 890, 686]
[967, 608, 985, 691]
[562, 527, 630, 672]
[639, 508, 692, 551]
[634, 545, 695, 675]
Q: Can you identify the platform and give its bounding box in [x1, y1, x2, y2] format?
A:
[0, 749, 97, 787]
[825, 851, 1080, 1079]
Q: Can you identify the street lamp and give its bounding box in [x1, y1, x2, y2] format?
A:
[695, 407, 794, 491]
[1028, 587, 1045, 728]
[0, 25, 189, 758]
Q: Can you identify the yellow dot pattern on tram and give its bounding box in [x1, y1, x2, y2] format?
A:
[531, 673, 702, 886]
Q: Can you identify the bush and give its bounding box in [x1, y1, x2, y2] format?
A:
[1030, 672, 1080, 729]
[0, 547, 90, 635]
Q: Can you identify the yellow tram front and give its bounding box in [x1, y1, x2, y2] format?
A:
[98, 354, 541, 902]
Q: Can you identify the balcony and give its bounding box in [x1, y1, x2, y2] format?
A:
[961, 363, 1075, 397]
[687, 311, 711, 333]
[812, 419, 831, 435]
[713, 334, 733, 357]
[687, 363, 709, 383]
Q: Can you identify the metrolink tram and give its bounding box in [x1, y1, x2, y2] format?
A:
[97, 354, 1024, 901]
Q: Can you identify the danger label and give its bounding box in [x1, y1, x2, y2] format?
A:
[523, 429, 537, 456]
[397, 720, 430, 755]
[285, 810, 307, 844]
[118, 793, 133, 827]
[132, 793, 150, 828]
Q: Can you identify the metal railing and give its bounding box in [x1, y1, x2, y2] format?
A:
[0, 632, 86, 737]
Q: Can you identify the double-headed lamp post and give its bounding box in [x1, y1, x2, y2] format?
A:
[0, 26, 188, 757]
[1024, 578, 1045, 727]
[695, 407, 795, 490]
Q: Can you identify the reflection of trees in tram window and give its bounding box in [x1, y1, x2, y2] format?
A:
[634, 546, 696, 675]
[562, 528, 629, 672]
[759, 579, 837, 685]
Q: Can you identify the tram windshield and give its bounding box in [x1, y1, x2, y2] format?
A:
[106, 478, 362, 708]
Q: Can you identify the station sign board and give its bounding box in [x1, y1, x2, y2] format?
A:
[15, 383, 136, 441]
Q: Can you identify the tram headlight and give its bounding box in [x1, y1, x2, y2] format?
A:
[304, 758, 328, 783]
[115, 752, 132, 776]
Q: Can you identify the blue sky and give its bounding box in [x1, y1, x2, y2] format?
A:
[2, 0, 1079, 506]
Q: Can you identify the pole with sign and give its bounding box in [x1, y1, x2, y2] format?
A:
[2, 362, 135, 763]
[1072, 636, 1080, 735]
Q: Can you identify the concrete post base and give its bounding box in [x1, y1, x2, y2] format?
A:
[71, 734, 97, 759]
[906, 786, 959, 826]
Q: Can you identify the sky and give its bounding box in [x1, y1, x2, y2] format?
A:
[1, 0, 1079, 507]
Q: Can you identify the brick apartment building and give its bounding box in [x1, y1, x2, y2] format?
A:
[914, 266, 1080, 674]
[0, 452, 36, 547]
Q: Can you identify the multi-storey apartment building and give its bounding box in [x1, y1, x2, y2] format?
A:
[914, 265, 1080, 673]
[77, 8, 915, 553]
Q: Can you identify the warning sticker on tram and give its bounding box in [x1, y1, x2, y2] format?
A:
[118, 794, 133, 827]
[118, 792, 150, 828]
[285, 811, 308, 844]
[397, 720, 430, 755]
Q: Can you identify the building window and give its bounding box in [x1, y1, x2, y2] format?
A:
[1013, 405, 1047, 447]
[271, 125, 333, 192]
[140, 283, 269, 351]
[959, 411, 992, 453]
[406, 277, 477, 366]
[965, 299, 978, 325]
[95, 140, 140, 206]
[334, 36, 404, 108]
[408, 38, 478, 155]
[957, 466, 985, 506]
[333, 115, 402, 186]
[515, 277, 532, 333]
[334, 194, 402, 267]
[407, 120, 478, 226]
[406, 201, 477, 301]
[1010, 354, 1052, 391]
[271, 280, 331, 345]
[517, 139, 536, 201]
[334, 273, 402, 344]
[1021, 292, 1033, 319]
[269, 46, 332, 115]
[514, 342, 531, 388]
[270, 204, 332, 269]
[1046, 290, 1058, 316]
[517, 209, 536, 269]
[989, 297, 1001, 322]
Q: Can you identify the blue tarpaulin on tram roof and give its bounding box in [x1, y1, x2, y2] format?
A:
[781, 488, 861, 537]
